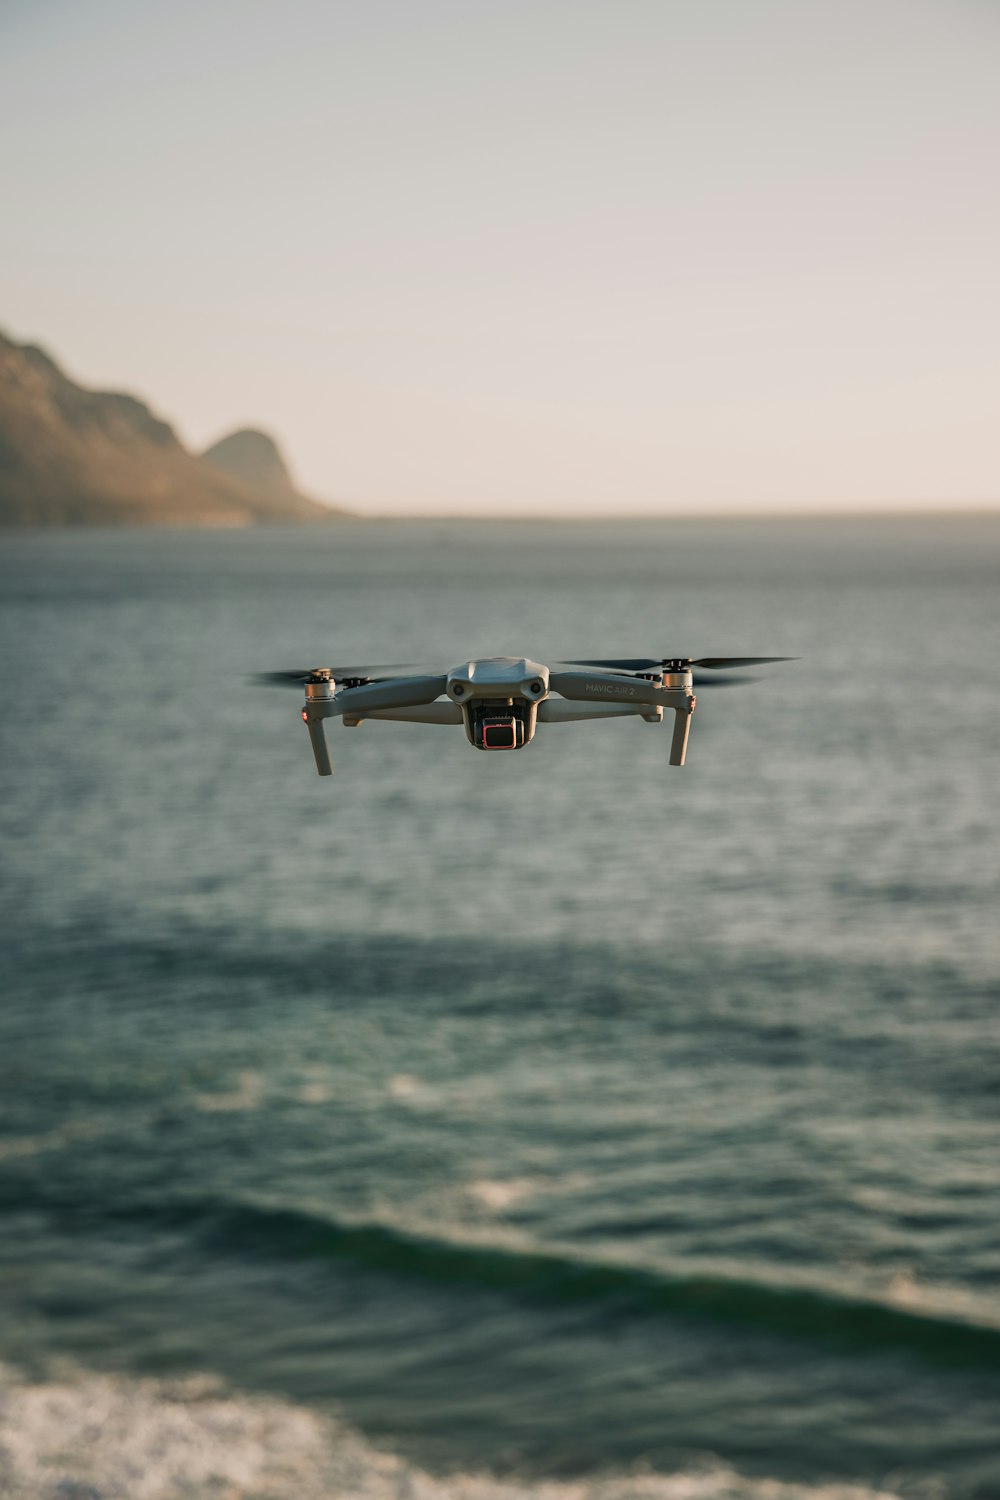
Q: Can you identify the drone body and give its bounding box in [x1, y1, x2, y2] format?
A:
[260, 655, 793, 775]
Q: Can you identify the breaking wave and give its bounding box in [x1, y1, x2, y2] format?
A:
[0, 1361, 905, 1500]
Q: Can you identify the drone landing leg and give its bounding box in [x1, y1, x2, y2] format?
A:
[305, 715, 333, 776]
[668, 700, 695, 766]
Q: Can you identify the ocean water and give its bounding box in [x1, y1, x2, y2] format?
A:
[0, 517, 998, 1500]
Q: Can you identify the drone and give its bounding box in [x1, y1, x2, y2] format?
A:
[258, 655, 794, 775]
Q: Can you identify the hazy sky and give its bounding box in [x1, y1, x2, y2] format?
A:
[2, 0, 998, 515]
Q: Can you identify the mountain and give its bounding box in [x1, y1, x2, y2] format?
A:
[200, 428, 305, 504]
[0, 330, 344, 526]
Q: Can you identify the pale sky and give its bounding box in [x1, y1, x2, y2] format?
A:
[2, 0, 998, 515]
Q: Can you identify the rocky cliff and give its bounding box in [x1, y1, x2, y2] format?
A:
[0, 331, 343, 526]
[200, 428, 306, 505]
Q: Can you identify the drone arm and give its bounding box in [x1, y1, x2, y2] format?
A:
[548, 671, 695, 766]
[334, 675, 449, 716]
[299, 675, 449, 778]
[547, 670, 665, 708]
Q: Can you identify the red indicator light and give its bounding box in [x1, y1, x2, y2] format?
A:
[301, 710, 308, 722]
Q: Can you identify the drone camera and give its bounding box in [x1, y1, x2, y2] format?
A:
[480, 716, 526, 750]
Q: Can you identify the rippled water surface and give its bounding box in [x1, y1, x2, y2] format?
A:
[0, 518, 998, 1498]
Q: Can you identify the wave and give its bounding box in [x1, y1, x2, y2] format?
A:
[0, 1360, 904, 1500]
[54, 1193, 1000, 1370]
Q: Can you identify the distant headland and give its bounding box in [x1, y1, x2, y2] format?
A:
[0, 329, 345, 527]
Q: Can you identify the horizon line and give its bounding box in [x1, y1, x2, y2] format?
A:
[327, 504, 1000, 523]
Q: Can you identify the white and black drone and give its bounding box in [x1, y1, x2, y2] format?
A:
[259, 656, 794, 774]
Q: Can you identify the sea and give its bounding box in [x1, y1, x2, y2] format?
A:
[0, 516, 998, 1500]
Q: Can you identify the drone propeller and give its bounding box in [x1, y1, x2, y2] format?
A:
[563, 656, 796, 672]
[680, 672, 760, 688]
[550, 670, 756, 690]
[692, 657, 797, 670]
[255, 664, 419, 688]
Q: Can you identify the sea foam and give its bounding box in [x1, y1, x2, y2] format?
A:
[0, 1362, 904, 1500]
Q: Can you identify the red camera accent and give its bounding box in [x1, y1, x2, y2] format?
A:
[483, 719, 517, 749]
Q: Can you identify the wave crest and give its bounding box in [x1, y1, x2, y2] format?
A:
[116, 1197, 1000, 1369]
[0, 1361, 904, 1500]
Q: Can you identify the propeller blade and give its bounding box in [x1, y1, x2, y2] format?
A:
[560, 658, 663, 671]
[255, 663, 419, 688]
[335, 674, 449, 714]
[692, 656, 797, 670]
[561, 655, 796, 672]
[256, 671, 324, 688]
[690, 673, 760, 688]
